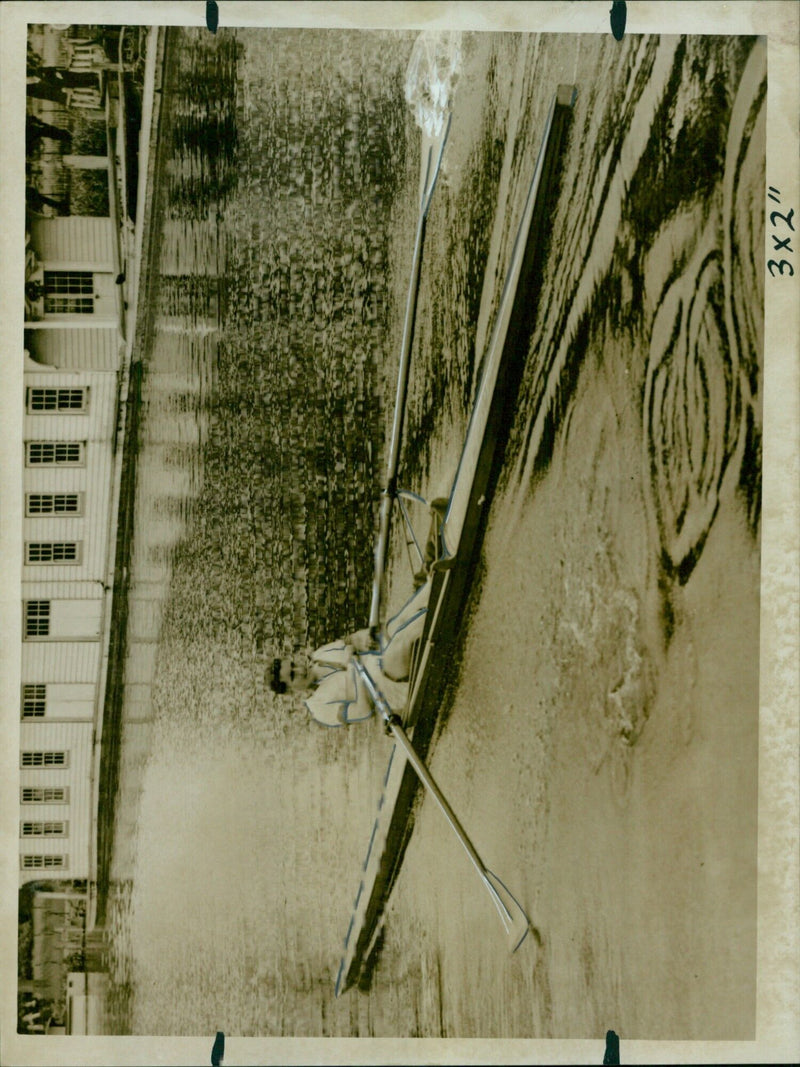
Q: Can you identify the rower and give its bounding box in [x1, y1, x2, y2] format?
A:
[270, 499, 447, 727]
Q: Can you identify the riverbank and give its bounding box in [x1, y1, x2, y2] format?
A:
[90, 27, 166, 930]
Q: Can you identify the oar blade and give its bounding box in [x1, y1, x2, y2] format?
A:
[483, 870, 533, 953]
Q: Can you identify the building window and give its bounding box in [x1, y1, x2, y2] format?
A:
[24, 601, 50, 638]
[21, 822, 68, 837]
[21, 855, 67, 870]
[21, 751, 67, 768]
[21, 787, 68, 804]
[43, 271, 94, 315]
[21, 685, 47, 718]
[26, 388, 88, 413]
[26, 493, 83, 516]
[25, 542, 81, 564]
[26, 442, 84, 466]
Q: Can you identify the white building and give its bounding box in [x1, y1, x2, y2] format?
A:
[20, 214, 124, 886]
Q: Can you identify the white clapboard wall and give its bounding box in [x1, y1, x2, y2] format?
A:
[18, 720, 94, 881]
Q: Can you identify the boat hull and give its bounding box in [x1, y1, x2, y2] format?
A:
[336, 84, 577, 997]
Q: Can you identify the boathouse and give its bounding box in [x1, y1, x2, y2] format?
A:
[20, 22, 131, 889]
[19, 340, 120, 883]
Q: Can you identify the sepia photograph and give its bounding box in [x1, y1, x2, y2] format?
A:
[1, 2, 797, 1064]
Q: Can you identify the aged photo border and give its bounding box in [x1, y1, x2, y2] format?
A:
[1, 1, 797, 1063]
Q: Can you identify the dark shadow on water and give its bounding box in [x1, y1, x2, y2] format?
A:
[95, 362, 143, 926]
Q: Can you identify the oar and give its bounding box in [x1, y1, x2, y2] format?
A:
[369, 116, 452, 640]
[353, 659, 532, 952]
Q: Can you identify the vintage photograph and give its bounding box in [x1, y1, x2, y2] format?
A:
[2, 2, 794, 1058]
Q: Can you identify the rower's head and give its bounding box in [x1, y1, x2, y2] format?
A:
[270, 658, 288, 694]
[270, 657, 311, 694]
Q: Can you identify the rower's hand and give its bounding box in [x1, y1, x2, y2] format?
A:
[382, 712, 402, 736]
[347, 628, 374, 653]
[368, 625, 383, 651]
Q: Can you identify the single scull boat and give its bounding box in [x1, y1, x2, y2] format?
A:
[336, 84, 577, 997]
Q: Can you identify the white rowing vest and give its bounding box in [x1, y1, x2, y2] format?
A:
[304, 646, 408, 727]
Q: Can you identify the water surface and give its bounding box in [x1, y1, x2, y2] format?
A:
[105, 28, 763, 1039]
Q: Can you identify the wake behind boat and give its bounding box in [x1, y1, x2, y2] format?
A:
[335, 84, 577, 997]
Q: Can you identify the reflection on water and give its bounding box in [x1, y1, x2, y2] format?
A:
[105, 28, 763, 1038]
